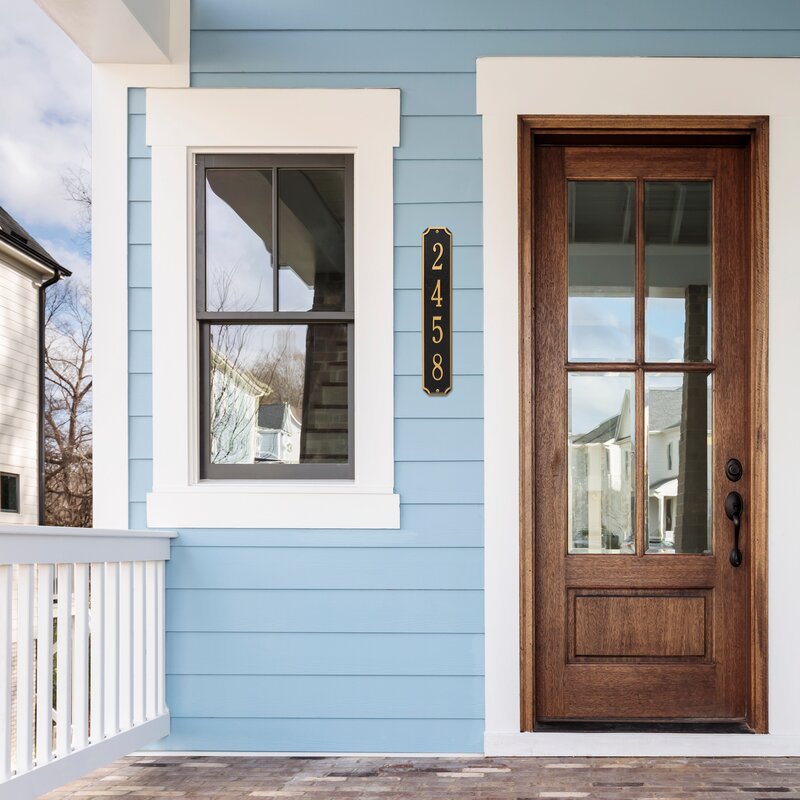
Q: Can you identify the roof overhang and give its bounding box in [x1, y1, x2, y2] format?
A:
[35, 0, 177, 63]
[0, 237, 70, 280]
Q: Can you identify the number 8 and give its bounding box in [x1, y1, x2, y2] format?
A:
[432, 353, 444, 381]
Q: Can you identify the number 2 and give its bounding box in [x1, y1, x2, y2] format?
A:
[431, 241, 445, 270]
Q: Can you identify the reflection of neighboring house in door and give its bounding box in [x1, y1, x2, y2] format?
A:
[257, 403, 301, 464]
[571, 386, 689, 553]
[645, 388, 682, 550]
[570, 389, 633, 552]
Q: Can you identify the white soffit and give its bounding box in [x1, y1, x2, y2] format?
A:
[35, 0, 170, 63]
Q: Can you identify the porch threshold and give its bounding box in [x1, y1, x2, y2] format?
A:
[485, 731, 800, 757]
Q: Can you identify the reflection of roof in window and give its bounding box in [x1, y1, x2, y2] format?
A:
[210, 348, 272, 397]
[647, 387, 682, 432]
[258, 402, 301, 431]
[573, 414, 621, 445]
[258, 402, 288, 430]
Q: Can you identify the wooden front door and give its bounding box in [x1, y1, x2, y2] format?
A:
[531, 140, 756, 726]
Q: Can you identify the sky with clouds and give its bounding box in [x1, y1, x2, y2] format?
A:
[0, 0, 90, 280]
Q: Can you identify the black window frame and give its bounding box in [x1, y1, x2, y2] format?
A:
[0, 472, 20, 513]
[196, 153, 355, 480]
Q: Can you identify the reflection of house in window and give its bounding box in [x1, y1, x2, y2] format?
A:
[257, 403, 301, 464]
[209, 349, 306, 467]
[646, 387, 681, 550]
[569, 389, 633, 552]
[210, 349, 272, 465]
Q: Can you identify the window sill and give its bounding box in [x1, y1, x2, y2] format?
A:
[146, 486, 400, 529]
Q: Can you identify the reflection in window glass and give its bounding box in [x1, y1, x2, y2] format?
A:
[568, 373, 635, 554]
[568, 181, 635, 362]
[209, 324, 349, 466]
[645, 182, 712, 362]
[278, 169, 346, 312]
[645, 373, 711, 553]
[205, 170, 274, 312]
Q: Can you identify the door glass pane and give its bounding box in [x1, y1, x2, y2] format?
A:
[645, 182, 712, 362]
[568, 181, 635, 362]
[568, 373, 635, 554]
[278, 169, 346, 312]
[205, 169, 274, 312]
[645, 373, 712, 553]
[209, 324, 349, 466]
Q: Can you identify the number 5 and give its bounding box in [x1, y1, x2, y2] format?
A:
[431, 315, 444, 344]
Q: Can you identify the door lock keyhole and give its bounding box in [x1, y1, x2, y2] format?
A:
[725, 458, 743, 482]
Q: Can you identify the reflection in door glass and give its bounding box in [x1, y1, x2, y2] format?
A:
[568, 182, 635, 362]
[568, 373, 635, 554]
[645, 373, 712, 554]
[645, 182, 712, 362]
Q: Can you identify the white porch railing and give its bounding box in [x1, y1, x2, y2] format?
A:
[0, 526, 176, 799]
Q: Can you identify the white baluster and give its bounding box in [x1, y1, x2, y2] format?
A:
[132, 561, 146, 726]
[73, 564, 89, 750]
[55, 564, 73, 758]
[16, 565, 35, 773]
[36, 564, 54, 766]
[156, 560, 166, 715]
[0, 565, 12, 780]
[118, 562, 133, 731]
[89, 563, 105, 742]
[145, 561, 158, 720]
[104, 562, 119, 737]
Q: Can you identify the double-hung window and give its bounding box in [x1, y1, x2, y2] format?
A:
[146, 88, 398, 528]
[196, 154, 354, 479]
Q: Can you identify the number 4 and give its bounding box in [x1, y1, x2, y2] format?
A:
[430, 279, 443, 308]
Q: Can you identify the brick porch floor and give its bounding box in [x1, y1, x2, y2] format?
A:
[40, 755, 800, 799]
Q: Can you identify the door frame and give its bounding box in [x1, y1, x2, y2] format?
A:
[518, 116, 769, 732]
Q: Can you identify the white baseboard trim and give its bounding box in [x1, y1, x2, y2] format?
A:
[485, 731, 800, 757]
[131, 750, 483, 758]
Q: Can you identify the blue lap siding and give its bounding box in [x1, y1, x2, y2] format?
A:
[126, 1, 800, 752]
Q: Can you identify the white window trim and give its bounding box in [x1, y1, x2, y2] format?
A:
[145, 88, 401, 529]
[478, 56, 800, 756]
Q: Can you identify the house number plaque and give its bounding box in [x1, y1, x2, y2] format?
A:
[422, 227, 452, 395]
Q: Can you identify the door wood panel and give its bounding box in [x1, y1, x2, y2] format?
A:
[573, 594, 707, 658]
[525, 134, 763, 728]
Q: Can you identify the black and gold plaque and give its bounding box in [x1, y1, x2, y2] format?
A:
[422, 227, 452, 395]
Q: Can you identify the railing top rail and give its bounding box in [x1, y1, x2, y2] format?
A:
[0, 526, 176, 565]
[0, 525, 176, 539]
